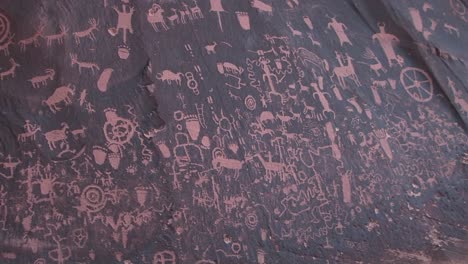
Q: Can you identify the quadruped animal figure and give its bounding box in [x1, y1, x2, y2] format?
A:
[73, 19, 99, 44]
[330, 53, 361, 88]
[70, 54, 100, 74]
[43, 84, 76, 113]
[147, 1, 204, 32]
[0, 58, 20, 80]
[28, 69, 55, 88]
[156, 70, 184, 85]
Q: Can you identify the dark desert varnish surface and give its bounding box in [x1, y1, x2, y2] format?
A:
[0, 0, 467, 263]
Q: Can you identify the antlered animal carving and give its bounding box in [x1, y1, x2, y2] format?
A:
[73, 18, 99, 44]
[0, 58, 20, 80]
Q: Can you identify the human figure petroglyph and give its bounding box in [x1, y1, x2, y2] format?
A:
[372, 22, 400, 67]
[18, 120, 41, 143]
[256, 56, 283, 100]
[310, 77, 335, 118]
[18, 127, 41, 143]
[0, 155, 20, 180]
[110, 3, 134, 43]
[327, 15, 352, 46]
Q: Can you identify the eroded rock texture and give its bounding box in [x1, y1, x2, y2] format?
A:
[0, 0, 467, 263]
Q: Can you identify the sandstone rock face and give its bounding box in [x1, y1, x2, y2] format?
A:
[0, 0, 466, 263]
